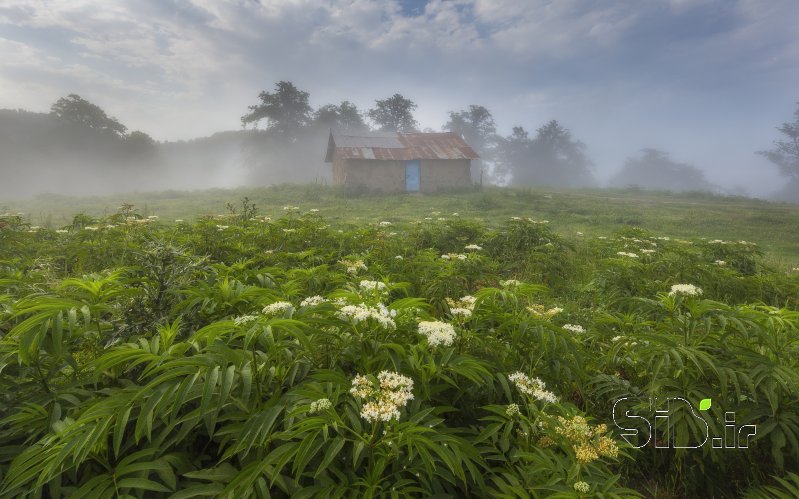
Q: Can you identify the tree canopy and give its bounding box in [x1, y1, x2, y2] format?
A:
[241, 81, 312, 140]
[444, 105, 496, 156]
[367, 94, 418, 132]
[758, 102, 799, 179]
[494, 120, 594, 187]
[50, 94, 127, 137]
[609, 148, 714, 192]
[314, 101, 367, 131]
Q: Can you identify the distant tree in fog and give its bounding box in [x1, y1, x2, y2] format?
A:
[609, 149, 714, 192]
[758, 102, 799, 178]
[444, 104, 497, 157]
[123, 130, 158, 158]
[314, 101, 368, 131]
[367, 94, 418, 132]
[50, 94, 127, 137]
[495, 120, 595, 187]
[241, 81, 312, 141]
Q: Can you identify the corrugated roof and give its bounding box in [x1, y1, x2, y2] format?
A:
[325, 130, 479, 162]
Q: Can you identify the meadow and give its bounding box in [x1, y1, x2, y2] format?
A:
[1, 185, 798, 497]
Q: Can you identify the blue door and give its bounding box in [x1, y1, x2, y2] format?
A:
[405, 160, 420, 191]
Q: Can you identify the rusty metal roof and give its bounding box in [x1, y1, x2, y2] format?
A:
[325, 130, 479, 162]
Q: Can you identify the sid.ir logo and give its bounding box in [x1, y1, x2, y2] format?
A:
[612, 397, 757, 449]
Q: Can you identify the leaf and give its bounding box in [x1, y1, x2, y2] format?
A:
[699, 398, 712, 411]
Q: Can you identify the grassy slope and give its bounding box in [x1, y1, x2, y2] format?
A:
[4, 184, 799, 267]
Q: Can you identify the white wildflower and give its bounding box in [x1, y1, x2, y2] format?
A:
[337, 303, 396, 330]
[359, 280, 388, 293]
[394, 255, 404, 260]
[417, 321, 456, 347]
[55, 229, 69, 234]
[309, 398, 332, 413]
[262, 301, 294, 316]
[464, 244, 483, 251]
[562, 324, 585, 334]
[616, 251, 639, 258]
[233, 314, 259, 326]
[379, 221, 392, 226]
[574, 481, 590, 494]
[641, 249, 656, 254]
[508, 372, 559, 403]
[500, 279, 521, 288]
[668, 284, 703, 297]
[506, 404, 521, 417]
[300, 295, 327, 307]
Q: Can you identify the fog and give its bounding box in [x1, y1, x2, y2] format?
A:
[1, 1, 798, 202]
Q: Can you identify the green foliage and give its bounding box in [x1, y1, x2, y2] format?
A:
[1, 202, 798, 497]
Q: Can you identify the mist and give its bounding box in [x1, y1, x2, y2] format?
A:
[1, 1, 798, 202]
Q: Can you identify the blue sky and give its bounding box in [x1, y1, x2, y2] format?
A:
[1, 0, 797, 194]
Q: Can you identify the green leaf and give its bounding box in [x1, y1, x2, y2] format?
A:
[699, 398, 712, 411]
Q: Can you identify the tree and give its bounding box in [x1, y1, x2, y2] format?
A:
[123, 131, 158, 158]
[495, 120, 595, 187]
[367, 94, 418, 132]
[241, 81, 312, 141]
[444, 105, 497, 182]
[50, 94, 127, 137]
[608, 148, 714, 192]
[314, 101, 367, 131]
[443, 105, 497, 154]
[758, 102, 799, 178]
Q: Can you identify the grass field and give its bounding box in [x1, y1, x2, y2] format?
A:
[2, 184, 799, 497]
[5, 184, 799, 268]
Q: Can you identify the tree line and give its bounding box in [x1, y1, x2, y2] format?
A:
[36, 86, 799, 194]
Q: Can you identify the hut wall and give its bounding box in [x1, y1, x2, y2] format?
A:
[342, 159, 405, 192]
[420, 159, 472, 192]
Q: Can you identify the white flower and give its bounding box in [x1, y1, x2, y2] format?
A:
[641, 249, 656, 254]
[611, 335, 623, 342]
[300, 295, 327, 307]
[175, 219, 184, 223]
[378, 221, 392, 226]
[464, 244, 482, 251]
[55, 229, 69, 234]
[562, 324, 585, 334]
[216, 225, 229, 230]
[309, 208, 319, 213]
[262, 301, 294, 316]
[449, 307, 472, 318]
[576, 231, 583, 236]
[417, 321, 456, 347]
[309, 398, 332, 413]
[351, 371, 414, 423]
[500, 279, 521, 288]
[147, 215, 159, 219]
[598, 236, 607, 239]
[394, 255, 404, 260]
[282, 228, 296, 233]
[233, 314, 259, 326]
[668, 284, 703, 297]
[456, 253, 467, 260]
[359, 280, 388, 293]
[713, 260, 726, 266]
[616, 251, 639, 258]
[574, 481, 590, 494]
[508, 372, 558, 403]
[441, 254, 450, 260]
[337, 303, 396, 330]
[340, 259, 367, 274]
[506, 404, 521, 417]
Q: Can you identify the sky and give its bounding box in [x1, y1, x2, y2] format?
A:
[1, 0, 798, 195]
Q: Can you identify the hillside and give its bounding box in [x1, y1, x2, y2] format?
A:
[4, 184, 799, 268]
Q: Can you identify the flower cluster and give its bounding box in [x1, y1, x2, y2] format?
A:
[441, 253, 467, 261]
[262, 301, 294, 316]
[446, 295, 477, 318]
[350, 371, 414, 423]
[233, 314, 259, 326]
[616, 252, 639, 258]
[508, 372, 558, 403]
[359, 280, 388, 293]
[378, 221, 392, 227]
[668, 283, 703, 297]
[417, 320, 457, 347]
[574, 482, 590, 494]
[562, 324, 585, 334]
[505, 403, 521, 417]
[464, 244, 483, 251]
[552, 415, 619, 464]
[499, 279, 521, 288]
[309, 398, 333, 414]
[339, 259, 367, 274]
[527, 304, 563, 319]
[337, 303, 396, 330]
[300, 295, 327, 307]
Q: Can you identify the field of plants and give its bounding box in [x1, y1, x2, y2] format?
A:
[1, 191, 799, 497]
